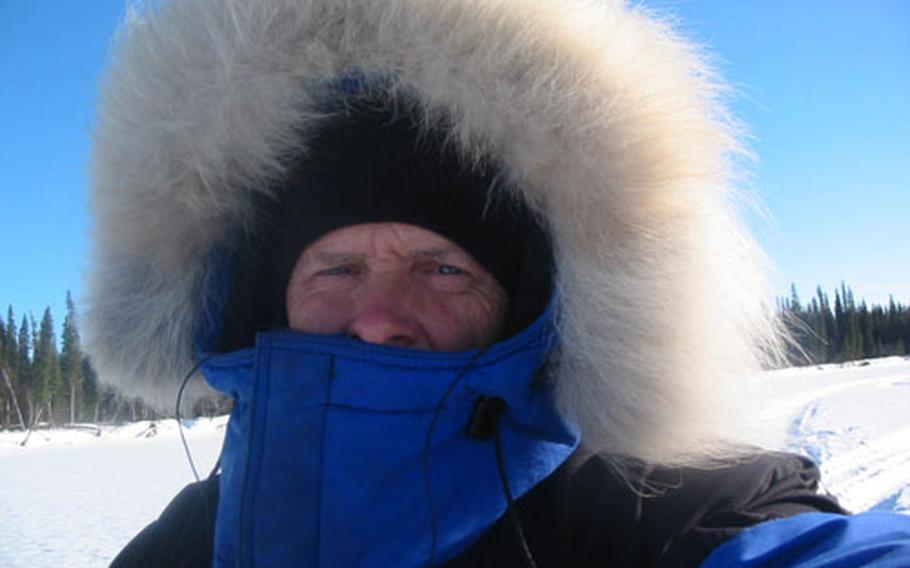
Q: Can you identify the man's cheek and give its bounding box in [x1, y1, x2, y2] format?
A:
[460, 299, 504, 346]
[426, 299, 492, 350]
[292, 295, 355, 333]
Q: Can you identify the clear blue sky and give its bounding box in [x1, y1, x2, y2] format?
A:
[1, 1, 908, 336]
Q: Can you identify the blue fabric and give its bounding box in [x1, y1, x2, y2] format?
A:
[195, 246, 233, 355]
[701, 512, 910, 568]
[202, 305, 579, 567]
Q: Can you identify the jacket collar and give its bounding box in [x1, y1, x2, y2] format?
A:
[203, 304, 578, 566]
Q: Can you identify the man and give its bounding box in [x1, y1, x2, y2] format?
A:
[87, 0, 910, 566]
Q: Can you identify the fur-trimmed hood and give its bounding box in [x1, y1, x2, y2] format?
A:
[88, 0, 778, 463]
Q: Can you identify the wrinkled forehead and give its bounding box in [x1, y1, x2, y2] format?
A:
[296, 222, 483, 268]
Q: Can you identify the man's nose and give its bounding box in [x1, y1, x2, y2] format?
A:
[347, 293, 423, 349]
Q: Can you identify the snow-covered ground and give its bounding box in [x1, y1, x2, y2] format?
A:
[1, 357, 908, 566]
[0, 418, 226, 566]
[742, 356, 910, 515]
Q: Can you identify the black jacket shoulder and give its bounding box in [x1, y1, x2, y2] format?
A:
[452, 449, 845, 567]
[110, 450, 844, 567]
[110, 477, 219, 568]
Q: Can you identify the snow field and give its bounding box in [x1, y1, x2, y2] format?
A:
[0, 419, 226, 567]
[744, 357, 910, 514]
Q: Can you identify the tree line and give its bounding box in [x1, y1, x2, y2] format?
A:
[0, 293, 226, 432]
[779, 283, 910, 365]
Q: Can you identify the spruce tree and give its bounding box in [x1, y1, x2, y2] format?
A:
[60, 292, 84, 424]
[833, 289, 846, 361]
[81, 356, 100, 422]
[789, 284, 802, 313]
[858, 302, 874, 358]
[4, 307, 17, 377]
[816, 288, 836, 361]
[805, 295, 825, 363]
[844, 285, 863, 360]
[0, 308, 26, 430]
[30, 314, 38, 367]
[33, 308, 62, 425]
[894, 300, 904, 355]
[17, 316, 33, 424]
[781, 284, 809, 364]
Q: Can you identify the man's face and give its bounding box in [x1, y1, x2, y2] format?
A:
[286, 223, 508, 351]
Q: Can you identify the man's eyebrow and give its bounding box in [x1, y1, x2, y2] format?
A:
[308, 251, 364, 265]
[409, 248, 451, 259]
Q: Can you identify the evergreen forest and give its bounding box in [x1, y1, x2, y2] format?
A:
[0, 292, 226, 432]
[779, 283, 909, 365]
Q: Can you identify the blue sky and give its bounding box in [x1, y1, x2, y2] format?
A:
[1, 1, 908, 333]
[667, 1, 910, 309]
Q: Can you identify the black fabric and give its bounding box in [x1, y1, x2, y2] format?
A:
[217, 95, 555, 353]
[110, 449, 845, 567]
[451, 449, 846, 568]
[110, 478, 219, 568]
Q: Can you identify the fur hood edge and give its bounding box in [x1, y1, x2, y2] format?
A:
[87, 0, 780, 463]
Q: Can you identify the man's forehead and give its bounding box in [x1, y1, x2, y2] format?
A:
[300, 223, 469, 265]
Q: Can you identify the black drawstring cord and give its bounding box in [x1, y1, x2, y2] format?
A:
[494, 417, 539, 568]
[176, 354, 211, 482]
[423, 346, 491, 567]
[175, 354, 220, 557]
[175, 354, 225, 482]
[467, 396, 539, 568]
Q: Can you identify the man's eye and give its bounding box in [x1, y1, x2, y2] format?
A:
[436, 265, 464, 276]
[321, 265, 354, 276]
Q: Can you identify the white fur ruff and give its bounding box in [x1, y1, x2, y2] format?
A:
[87, 0, 780, 463]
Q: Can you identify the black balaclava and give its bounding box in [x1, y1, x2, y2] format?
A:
[218, 95, 554, 352]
